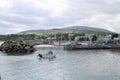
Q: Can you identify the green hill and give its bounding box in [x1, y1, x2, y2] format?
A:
[19, 26, 114, 35]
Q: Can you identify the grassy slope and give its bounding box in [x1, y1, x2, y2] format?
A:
[19, 26, 113, 35]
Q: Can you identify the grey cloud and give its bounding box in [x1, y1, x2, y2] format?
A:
[0, 24, 9, 28]
[101, 2, 120, 14]
[44, 17, 66, 27]
[85, 0, 120, 14]
[12, 0, 52, 17]
[0, 0, 120, 34]
[0, 15, 38, 26]
[85, 0, 106, 4]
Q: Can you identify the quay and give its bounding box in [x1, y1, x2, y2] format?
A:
[64, 44, 120, 50]
[63, 35, 120, 50]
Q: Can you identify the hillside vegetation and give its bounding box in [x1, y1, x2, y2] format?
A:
[0, 26, 116, 41]
[19, 26, 113, 36]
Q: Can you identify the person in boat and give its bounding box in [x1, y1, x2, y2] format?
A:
[38, 53, 43, 58]
[48, 50, 53, 54]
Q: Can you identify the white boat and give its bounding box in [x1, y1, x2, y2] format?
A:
[54, 41, 72, 46]
[35, 44, 54, 49]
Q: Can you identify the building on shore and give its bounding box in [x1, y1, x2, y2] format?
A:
[64, 35, 120, 50]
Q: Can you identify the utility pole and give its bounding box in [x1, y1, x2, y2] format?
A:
[0, 74, 1, 80]
[69, 33, 71, 42]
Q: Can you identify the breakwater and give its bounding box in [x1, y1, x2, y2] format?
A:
[0, 40, 35, 55]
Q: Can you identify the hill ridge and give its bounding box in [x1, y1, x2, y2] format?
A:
[19, 26, 113, 35]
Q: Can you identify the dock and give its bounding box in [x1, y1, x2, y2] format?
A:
[64, 44, 120, 50]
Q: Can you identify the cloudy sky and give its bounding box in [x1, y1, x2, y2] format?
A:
[0, 0, 120, 34]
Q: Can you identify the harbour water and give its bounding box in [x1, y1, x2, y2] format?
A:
[0, 49, 120, 80]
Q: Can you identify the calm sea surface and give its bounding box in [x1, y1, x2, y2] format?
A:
[0, 48, 120, 80]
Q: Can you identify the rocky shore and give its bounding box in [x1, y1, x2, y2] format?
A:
[0, 40, 35, 55]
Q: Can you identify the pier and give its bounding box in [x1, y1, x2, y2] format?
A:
[64, 43, 120, 50]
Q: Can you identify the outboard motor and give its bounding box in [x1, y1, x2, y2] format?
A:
[48, 50, 53, 54]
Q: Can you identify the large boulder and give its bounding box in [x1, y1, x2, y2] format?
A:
[0, 40, 36, 55]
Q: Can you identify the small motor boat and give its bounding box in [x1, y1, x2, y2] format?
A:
[37, 51, 56, 60]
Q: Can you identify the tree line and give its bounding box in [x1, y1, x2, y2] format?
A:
[0, 33, 118, 41]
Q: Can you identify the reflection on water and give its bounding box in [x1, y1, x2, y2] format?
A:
[1, 49, 120, 80]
